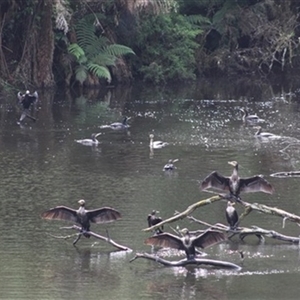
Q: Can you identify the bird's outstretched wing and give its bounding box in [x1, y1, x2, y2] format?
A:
[41, 206, 78, 222]
[145, 232, 184, 250]
[201, 171, 230, 192]
[239, 176, 274, 194]
[17, 92, 24, 102]
[193, 230, 226, 249]
[87, 207, 121, 224]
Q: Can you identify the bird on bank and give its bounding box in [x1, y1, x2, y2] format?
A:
[149, 134, 168, 149]
[163, 159, 179, 171]
[201, 161, 274, 200]
[147, 210, 164, 234]
[240, 108, 265, 124]
[226, 201, 239, 229]
[145, 228, 226, 260]
[41, 199, 121, 243]
[100, 116, 130, 130]
[75, 133, 102, 146]
[254, 126, 280, 139]
[17, 90, 38, 124]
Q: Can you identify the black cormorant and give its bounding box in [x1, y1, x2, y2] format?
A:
[147, 210, 164, 234]
[226, 201, 239, 229]
[41, 199, 121, 238]
[17, 90, 38, 123]
[201, 161, 274, 200]
[145, 228, 226, 260]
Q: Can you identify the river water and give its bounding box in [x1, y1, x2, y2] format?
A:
[1, 78, 300, 299]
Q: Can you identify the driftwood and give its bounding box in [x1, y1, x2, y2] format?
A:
[49, 225, 131, 251]
[238, 200, 300, 224]
[143, 195, 222, 233]
[187, 216, 300, 244]
[129, 252, 241, 270]
[270, 171, 300, 178]
[142, 191, 300, 245]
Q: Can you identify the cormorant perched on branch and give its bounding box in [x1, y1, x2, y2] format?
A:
[41, 199, 121, 238]
[145, 228, 226, 260]
[17, 90, 38, 123]
[201, 161, 274, 200]
[226, 201, 239, 229]
[147, 210, 164, 234]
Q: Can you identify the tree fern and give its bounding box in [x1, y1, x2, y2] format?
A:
[105, 44, 135, 57]
[75, 65, 88, 84]
[68, 14, 134, 85]
[68, 43, 85, 60]
[87, 63, 111, 82]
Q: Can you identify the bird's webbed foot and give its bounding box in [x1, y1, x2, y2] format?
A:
[73, 233, 82, 245]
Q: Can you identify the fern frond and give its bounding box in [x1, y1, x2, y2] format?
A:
[91, 53, 116, 66]
[87, 63, 112, 82]
[105, 44, 135, 57]
[75, 65, 88, 84]
[68, 43, 85, 60]
[76, 18, 97, 49]
[185, 15, 211, 26]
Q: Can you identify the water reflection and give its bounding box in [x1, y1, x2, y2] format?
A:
[1, 78, 300, 299]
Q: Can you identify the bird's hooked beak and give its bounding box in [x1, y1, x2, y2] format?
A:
[95, 132, 102, 138]
[228, 161, 238, 167]
[180, 228, 189, 235]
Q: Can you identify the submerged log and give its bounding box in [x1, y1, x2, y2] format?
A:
[49, 225, 131, 251]
[129, 252, 241, 270]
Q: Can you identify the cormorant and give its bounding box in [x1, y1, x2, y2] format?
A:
[149, 134, 168, 149]
[163, 159, 179, 171]
[145, 228, 226, 260]
[254, 126, 279, 139]
[17, 90, 38, 123]
[75, 133, 102, 146]
[240, 108, 265, 124]
[41, 199, 121, 238]
[226, 201, 239, 229]
[201, 161, 274, 200]
[147, 210, 164, 234]
[109, 116, 130, 130]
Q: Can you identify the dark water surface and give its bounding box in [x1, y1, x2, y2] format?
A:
[1, 79, 300, 299]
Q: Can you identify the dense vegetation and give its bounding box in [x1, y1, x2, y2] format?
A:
[1, 0, 300, 89]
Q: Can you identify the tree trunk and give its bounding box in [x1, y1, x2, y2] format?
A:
[13, 0, 55, 88]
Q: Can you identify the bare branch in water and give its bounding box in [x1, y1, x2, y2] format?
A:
[129, 252, 241, 270]
[48, 225, 131, 251]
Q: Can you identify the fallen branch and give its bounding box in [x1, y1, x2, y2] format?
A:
[142, 195, 222, 232]
[238, 200, 300, 224]
[129, 252, 241, 270]
[270, 171, 300, 178]
[50, 225, 131, 251]
[188, 216, 300, 244]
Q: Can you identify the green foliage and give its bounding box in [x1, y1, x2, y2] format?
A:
[68, 14, 134, 85]
[134, 12, 203, 83]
